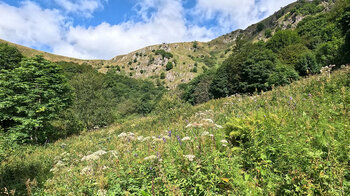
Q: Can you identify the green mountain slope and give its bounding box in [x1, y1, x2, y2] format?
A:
[1, 65, 349, 195]
[0, 0, 335, 88]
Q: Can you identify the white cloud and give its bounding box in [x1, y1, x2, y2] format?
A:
[0, 0, 297, 59]
[53, 0, 214, 59]
[0, 1, 65, 49]
[54, 0, 106, 17]
[193, 0, 296, 32]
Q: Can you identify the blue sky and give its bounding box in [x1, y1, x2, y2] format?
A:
[0, 0, 296, 59]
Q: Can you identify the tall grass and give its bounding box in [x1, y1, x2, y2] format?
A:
[1, 67, 349, 195]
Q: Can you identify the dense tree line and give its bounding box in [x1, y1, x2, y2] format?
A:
[181, 0, 350, 105]
[0, 45, 164, 146]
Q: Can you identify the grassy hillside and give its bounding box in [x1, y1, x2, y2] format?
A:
[0, 0, 335, 89]
[1, 66, 349, 195]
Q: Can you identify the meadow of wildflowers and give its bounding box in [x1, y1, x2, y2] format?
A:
[1, 67, 349, 195]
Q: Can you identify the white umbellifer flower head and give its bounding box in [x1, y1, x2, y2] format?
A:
[137, 136, 144, 141]
[142, 136, 151, 142]
[220, 140, 228, 144]
[215, 124, 223, 129]
[202, 119, 214, 124]
[118, 132, 127, 137]
[201, 131, 209, 136]
[182, 136, 191, 141]
[144, 155, 157, 161]
[185, 123, 192, 128]
[183, 154, 195, 162]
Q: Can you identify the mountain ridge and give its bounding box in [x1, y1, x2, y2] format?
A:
[0, 0, 334, 88]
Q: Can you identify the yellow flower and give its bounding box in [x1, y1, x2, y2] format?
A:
[221, 178, 229, 183]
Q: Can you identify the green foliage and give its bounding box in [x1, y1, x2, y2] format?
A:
[297, 14, 342, 50]
[295, 52, 320, 75]
[155, 50, 173, 59]
[70, 71, 115, 129]
[180, 70, 215, 105]
[256, 23, 265, 32]
[268, 64, 299, 86]
[265, 29, 272, 38]
[192, 41, 198, 49]
[2, 68, 349, 195]
[339, 3, 350, 33]
[0, 56, 72, 143]
[190, 66, 197, 73]
[160, 72, 166, 79]
[165, 62, 173, 71]
[278, 43, 309, 67]
[266, 30, 301, 52]
[290, 0, 324, 15]
[0, 43, 22, 69]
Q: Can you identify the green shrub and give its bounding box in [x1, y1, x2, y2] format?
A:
[155, 50, 173, 59]
[266, 30, 301, 52]
[265, 29, 272, 38]
[0, 43, 22, 69]
[0, 56, 72, 143]
[166, 62, 173, 71]
[295, 52, 320, 75]
[160, 72, 166, 79]
[257, 23, 265, 32]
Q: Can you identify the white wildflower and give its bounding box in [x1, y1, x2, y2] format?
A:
[201, 131, 209, 136]
[109, 150, 118, 158]
[202, 119, 214, 124]
[55, 160, 65, 167]
[185, 123, 192, 128]
[220, 140, 228, 144]
[215, 124, 223, 129]
[142, 136, 151, 142]
[182, 136, 191, 141]
[153, 138, 163, 142]
[144, 155, 157, 161]
[209, 134, 214, 137]
[118, 132, 127, 137]
[81, 150, 107, 161]
[137, 136, 144, 141]
[97, 189, 107, 196]
[80, 166, 93, 175]
[183, 154, 195, 162]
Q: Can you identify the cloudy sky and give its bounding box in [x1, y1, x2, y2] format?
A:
[0, 0, 296, 59]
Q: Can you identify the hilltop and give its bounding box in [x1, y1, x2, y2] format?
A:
[0, 0, 335, 88]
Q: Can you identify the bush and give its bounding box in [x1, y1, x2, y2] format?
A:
[0, 56, 72, 143]
[266, 30, 301, 52]
[0, 43, 22, 69]
[160, 72, 166, 79]
[155, 50, 173, 59]
[70, 71, 115, 129]
[265, 29, 272, 38]
[295, 52, 320, 75]
[257, 23, 265, 32]
[166, 62, 173, 71]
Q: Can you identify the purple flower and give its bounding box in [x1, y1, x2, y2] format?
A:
[134, 153, 138, 157]
[289, 97, 293, 101]
[177, 136, 182, 145]
[168, 130, 172, 137]
[163, 137, 166, 143]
